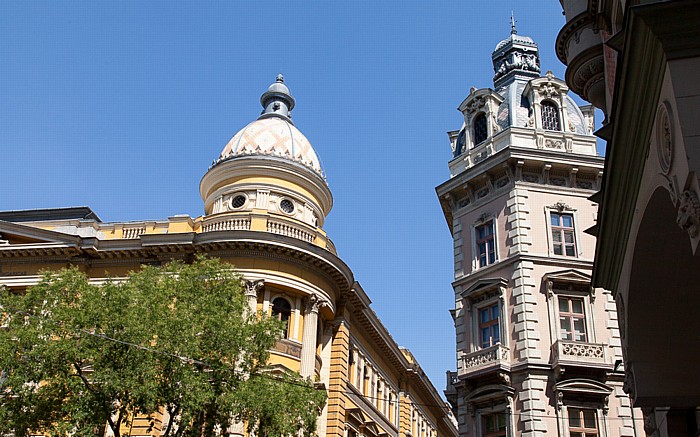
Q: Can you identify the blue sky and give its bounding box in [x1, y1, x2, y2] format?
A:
[0, 1, 581, 396]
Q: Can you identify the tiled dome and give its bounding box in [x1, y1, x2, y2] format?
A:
[214, 75, 324, 177]
[218, 116, 323, 175]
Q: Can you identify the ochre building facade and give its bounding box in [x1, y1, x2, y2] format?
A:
[0, 76, 457, 437]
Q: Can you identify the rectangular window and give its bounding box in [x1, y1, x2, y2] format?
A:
[482, 413, 507, 437]
[568, 407, 598, 437]
[479, 303, 500, 348]
[559, 297, 587, 342]
[476, 221, 496, 267]
[551, 213, 576, 256]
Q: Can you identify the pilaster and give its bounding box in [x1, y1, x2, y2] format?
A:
[325, 318, 350, 437]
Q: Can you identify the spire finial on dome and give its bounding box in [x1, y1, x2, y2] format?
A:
[259, 73, 295, 122]
[510, 12, 517, 35]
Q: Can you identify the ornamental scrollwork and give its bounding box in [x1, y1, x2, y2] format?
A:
[465, 96, 486, 114]
[677, 189, 700, 238]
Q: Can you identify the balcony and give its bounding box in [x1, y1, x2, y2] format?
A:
[200, 212, 337, 255]
[552, 340, 609, 369]
[460, 344, 510, 378]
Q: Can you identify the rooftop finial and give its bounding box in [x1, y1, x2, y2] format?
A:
[510, 12, 517, 35]
[276, 73, 284, 83]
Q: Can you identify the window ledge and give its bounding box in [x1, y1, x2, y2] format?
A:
[460, 343, 510, 378]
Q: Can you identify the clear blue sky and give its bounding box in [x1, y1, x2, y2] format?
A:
[0, 1, 580, 395]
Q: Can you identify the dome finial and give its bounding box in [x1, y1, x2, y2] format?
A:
[510, 11, 517, 35]
[259, 74, 295, 121]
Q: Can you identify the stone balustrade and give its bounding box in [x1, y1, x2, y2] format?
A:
[200, 212, 336, 254]
[267, 218, 315, 243]
[461, 343, 509, 376]
[201, 214, 251, 232]
[122, 227, 146, 239]
[552, 339, 608, 368]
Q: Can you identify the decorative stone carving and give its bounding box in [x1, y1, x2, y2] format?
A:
[550, 201, 574, 213]
[677, 189, 700, 238]
[558, 341, 604, 359]
[304, 294, 326, 314]
[465, 96, 486, 114]
[243, 279, 265, 298]
[544, 139, 564, 149]
[656, 102, 673, 174]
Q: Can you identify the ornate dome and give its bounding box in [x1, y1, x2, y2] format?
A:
[218, 117, 323, 176]
[214, 75, 324, 177]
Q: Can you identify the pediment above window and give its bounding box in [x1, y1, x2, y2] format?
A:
[554, 378, 612, 411]
[542, 269, 593, 299]
[458, 89, 504, 115]
[460, 277, 508, 302]
[465, 383, 515, 404]
[524, 71, 569, 101]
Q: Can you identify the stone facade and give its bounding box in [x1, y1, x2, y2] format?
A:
[438, 29, 640, 437]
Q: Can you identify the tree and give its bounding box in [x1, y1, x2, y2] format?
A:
[0, 256, 326, 436]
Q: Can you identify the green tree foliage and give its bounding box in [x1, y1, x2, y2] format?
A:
[0, 256, 327, 436]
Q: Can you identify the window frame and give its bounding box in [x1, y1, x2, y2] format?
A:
[270, 296, 292, 339]
[554, 380, 612, 437]
[540, 99, 562, 131]
[461, 278, 509, 354]
[471, 215, 499, 271]
[544, 276, 598, 346]
[545, 206, 582, 259]
[550, 212, 577, 257]
[472, 112, 488, 147]
[558, 296, 588, 342]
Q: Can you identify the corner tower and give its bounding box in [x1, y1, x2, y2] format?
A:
[438, 30, 638, 437]
[200, 75, 334, 250]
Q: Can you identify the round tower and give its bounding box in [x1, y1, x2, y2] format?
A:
[199, 75, 333, 246]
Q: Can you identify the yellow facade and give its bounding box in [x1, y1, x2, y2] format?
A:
[0, 75, 456, 437]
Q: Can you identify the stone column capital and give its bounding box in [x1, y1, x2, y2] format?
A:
[304, 294, 326, 314]
[243, 279, 265, 298]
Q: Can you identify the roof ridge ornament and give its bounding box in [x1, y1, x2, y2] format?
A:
[511, 12, 517, 35]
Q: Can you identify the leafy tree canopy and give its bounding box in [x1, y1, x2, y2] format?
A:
[0, 256, 326, 436]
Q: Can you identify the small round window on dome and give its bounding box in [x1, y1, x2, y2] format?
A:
[279, 199, 295, 214]
[231, 195, 246, 209]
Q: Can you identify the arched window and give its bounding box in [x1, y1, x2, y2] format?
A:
[473, 113, 488, 146]
[271, 297, 292, 338]
[455, 128, 466, 157]
[541, 100, 561, 131]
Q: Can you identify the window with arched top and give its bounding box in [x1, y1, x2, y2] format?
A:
[541, 100, 561, 131]
[473, 113, 488, 146]
[271, 297, 292, 338]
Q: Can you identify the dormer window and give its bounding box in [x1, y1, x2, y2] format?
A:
[473, 113, 488, 146]
[541, 100, 561, 131]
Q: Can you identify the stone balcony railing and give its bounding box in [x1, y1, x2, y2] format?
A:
[460, 343, 510, 377]
[201, 214, 251, 233]
[552, 340, 608, 369]
[200, 212, 337, 255]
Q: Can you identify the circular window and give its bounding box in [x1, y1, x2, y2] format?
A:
[231, 195, 246, 209]
[279, 199, 295, 214]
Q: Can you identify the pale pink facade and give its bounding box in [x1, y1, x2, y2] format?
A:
[438, 30, 641, 437]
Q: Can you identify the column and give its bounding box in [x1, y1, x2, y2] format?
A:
[243, 279, 264, 315]
[300, 295, 323, 378]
